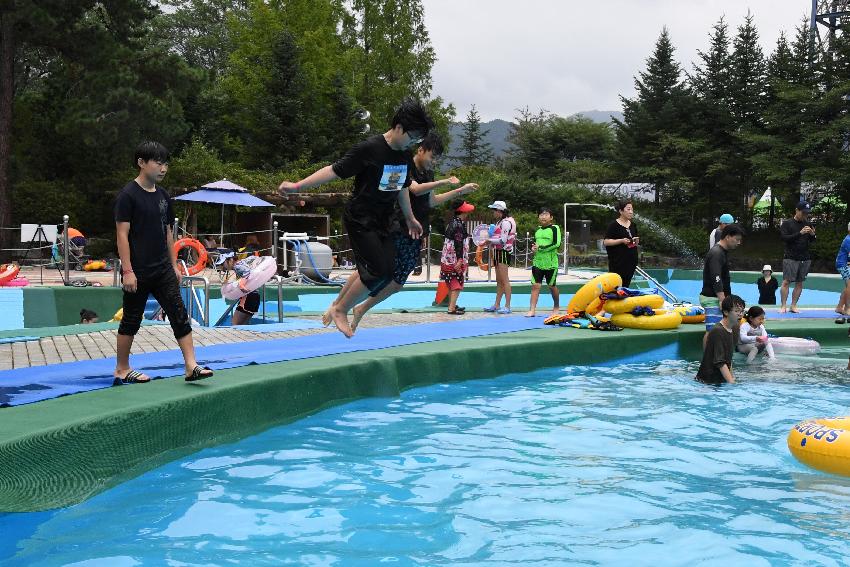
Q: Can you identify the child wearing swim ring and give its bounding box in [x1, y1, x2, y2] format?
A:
[738, 306, 776, 362]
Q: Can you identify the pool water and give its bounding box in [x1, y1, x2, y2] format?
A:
[4, 348, 850, 565]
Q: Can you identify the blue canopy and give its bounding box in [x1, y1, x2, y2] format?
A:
[174, 179, 275, 240]
[174, 188, 273, 207]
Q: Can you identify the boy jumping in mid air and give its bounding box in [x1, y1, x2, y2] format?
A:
[113, 141, 213, 384]
[343, 132, 478, 331]
[278, 99, 432, 337]
[526, 207, 561, 317]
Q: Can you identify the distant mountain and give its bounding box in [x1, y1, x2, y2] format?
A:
[443, 110, 622, 168]
[571, 110, 624, 124]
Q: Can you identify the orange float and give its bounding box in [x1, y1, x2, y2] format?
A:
[0, 263, 20, 285]
[475, 244, 489, 271]
[173, 238, 208, 275]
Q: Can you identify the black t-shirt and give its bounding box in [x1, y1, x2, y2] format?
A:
[696, 323, 734, 384]
[701, 244, 731, 297]
[780, 218, 816, 261]
[332, 135, 414, 232]
[114, 181, 174, 274]
[604, 220, 639, 269]
[407, 166, 434, 236]
[757, 276, 778, 305]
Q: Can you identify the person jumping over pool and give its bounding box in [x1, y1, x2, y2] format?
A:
[343, 132, 479, 331]
[696, 294, 745, 384]
[526, 207, 561, 317]
[278, 98, 433, 337]
[113, 141, 213, 384]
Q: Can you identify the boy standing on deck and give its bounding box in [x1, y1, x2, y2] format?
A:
[700, 224, 744, 337]
[113, 141, 213, 384]
[526, 207, 561, 317]
[278, 99, 433, 337]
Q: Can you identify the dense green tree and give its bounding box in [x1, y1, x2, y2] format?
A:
[457, 105, 493, 167]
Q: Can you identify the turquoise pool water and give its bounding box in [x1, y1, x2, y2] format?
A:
[3, 347, 850, 565]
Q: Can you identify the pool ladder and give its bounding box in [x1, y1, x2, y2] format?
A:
[634, 266, 680, 304]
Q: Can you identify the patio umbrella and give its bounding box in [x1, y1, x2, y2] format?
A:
[174, 179, 274, 241]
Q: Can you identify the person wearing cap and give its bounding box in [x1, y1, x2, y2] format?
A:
[834, 222, 850, 323]
[779, 200, 816, 314]
[440, 200, 475, 314]
[603, 199, 640, 287]
[216, 250, 260, 325]
[346, 133, 478, 330]
[526, 207, 562, 317]
[709, 214, 734, 251]
[756, 264, 777, 305]
[483, 200, 516, 314]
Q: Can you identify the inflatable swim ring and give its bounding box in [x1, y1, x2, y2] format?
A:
[566, 273, 622, 314]
[674, 304, 706, 324]
[788, 417, 850, 476]
[83, 260, 108, 271]
[110, 308, 124, 322]
[770, 336, 820, 356]
[475, 244, 489, 271]
[173, 238, 208, 276]
[610, 310, 682, 330]
[0, 263, 20, 285]
[1, 277, 28, 287]
[471, 224, 491, 246]
[222, 256, 278, 300]
[604, 294, 665, 315]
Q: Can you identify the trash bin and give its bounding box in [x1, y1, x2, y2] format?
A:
[567, 220, 591, 246]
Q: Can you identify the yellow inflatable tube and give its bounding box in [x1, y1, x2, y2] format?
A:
[610, 310, 682, 330]
[788, 417, 850, 477]
[567, 272, 622, 314]
[674, 304, 706, 324]
[604, 294, 665, 315]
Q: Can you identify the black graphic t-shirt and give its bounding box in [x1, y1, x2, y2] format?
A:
[332, 135, 414, 232]
[701, 244, 731, 297]
[114, 181, 175, 274]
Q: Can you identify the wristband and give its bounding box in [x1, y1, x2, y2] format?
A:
[122, 268, 133, 275]
[293, 182, 301, 191]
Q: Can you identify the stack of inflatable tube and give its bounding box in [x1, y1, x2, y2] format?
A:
[770, 336, 821, 356]
[0, 263, 20, 285]
[610, 309, 682, 330]
[674, 304, 706, 324]
[604, 294, 665, 314]
[567, 273, 622, 314]
[788, 418, 850, 476]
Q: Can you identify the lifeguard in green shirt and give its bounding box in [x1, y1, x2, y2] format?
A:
[526, 207, 562, 317]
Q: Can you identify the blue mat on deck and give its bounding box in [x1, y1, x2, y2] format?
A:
[762, 309, 840, 320]
[0, 316, 544, 408]
[233, 319, 326, 332]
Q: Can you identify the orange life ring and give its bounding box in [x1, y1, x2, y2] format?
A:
[475, 245, 489, 271]
[173, 238, 208, 275]
[0, 263, 20, 285]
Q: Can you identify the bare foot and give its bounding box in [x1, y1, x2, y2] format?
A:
[779, 306, 787, 314]
[351, 304, 366, 333]
[330, 307, 353, 338]
[550, 308, 560, 316]
[525, 310, 536, 317]
[321, 306, 333, 327]
[790, 306, 800, 314]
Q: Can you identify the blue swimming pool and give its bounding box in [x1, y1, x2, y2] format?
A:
[3, 347, 850, 565]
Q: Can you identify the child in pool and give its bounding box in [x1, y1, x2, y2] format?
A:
[737, 306, 776, 362]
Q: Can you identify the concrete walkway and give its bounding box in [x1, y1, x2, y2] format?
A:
[0, 311, 506, 370]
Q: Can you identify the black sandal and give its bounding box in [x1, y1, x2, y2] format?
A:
[114, 369, 150, 385]
[446, 309, 465, 315]
[185, 365, 214, 382]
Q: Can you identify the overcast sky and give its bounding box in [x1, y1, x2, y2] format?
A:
[424, 0, 811, 122]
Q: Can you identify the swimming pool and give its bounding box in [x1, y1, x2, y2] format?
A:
[4, 348, 849, 565]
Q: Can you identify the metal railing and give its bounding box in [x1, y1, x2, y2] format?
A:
[180, 274, 210, 327]
[634, 266, 680, 303]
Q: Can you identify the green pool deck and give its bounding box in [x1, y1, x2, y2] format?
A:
[0, 318, 846, 512]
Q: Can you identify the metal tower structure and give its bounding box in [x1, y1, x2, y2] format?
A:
[811, 0, 850, 43]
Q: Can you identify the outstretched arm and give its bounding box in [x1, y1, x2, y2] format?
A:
[278, 165, 338, 193]
[410, 175, 460, 195]
[429, 183, 478, 207]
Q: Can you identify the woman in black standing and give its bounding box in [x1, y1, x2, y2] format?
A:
[603, 200, 640, 287]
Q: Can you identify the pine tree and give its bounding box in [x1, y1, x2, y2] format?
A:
[614, 28, 693, 207]
[729, 12, 768, 126]
[458, 105, 493, 167]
